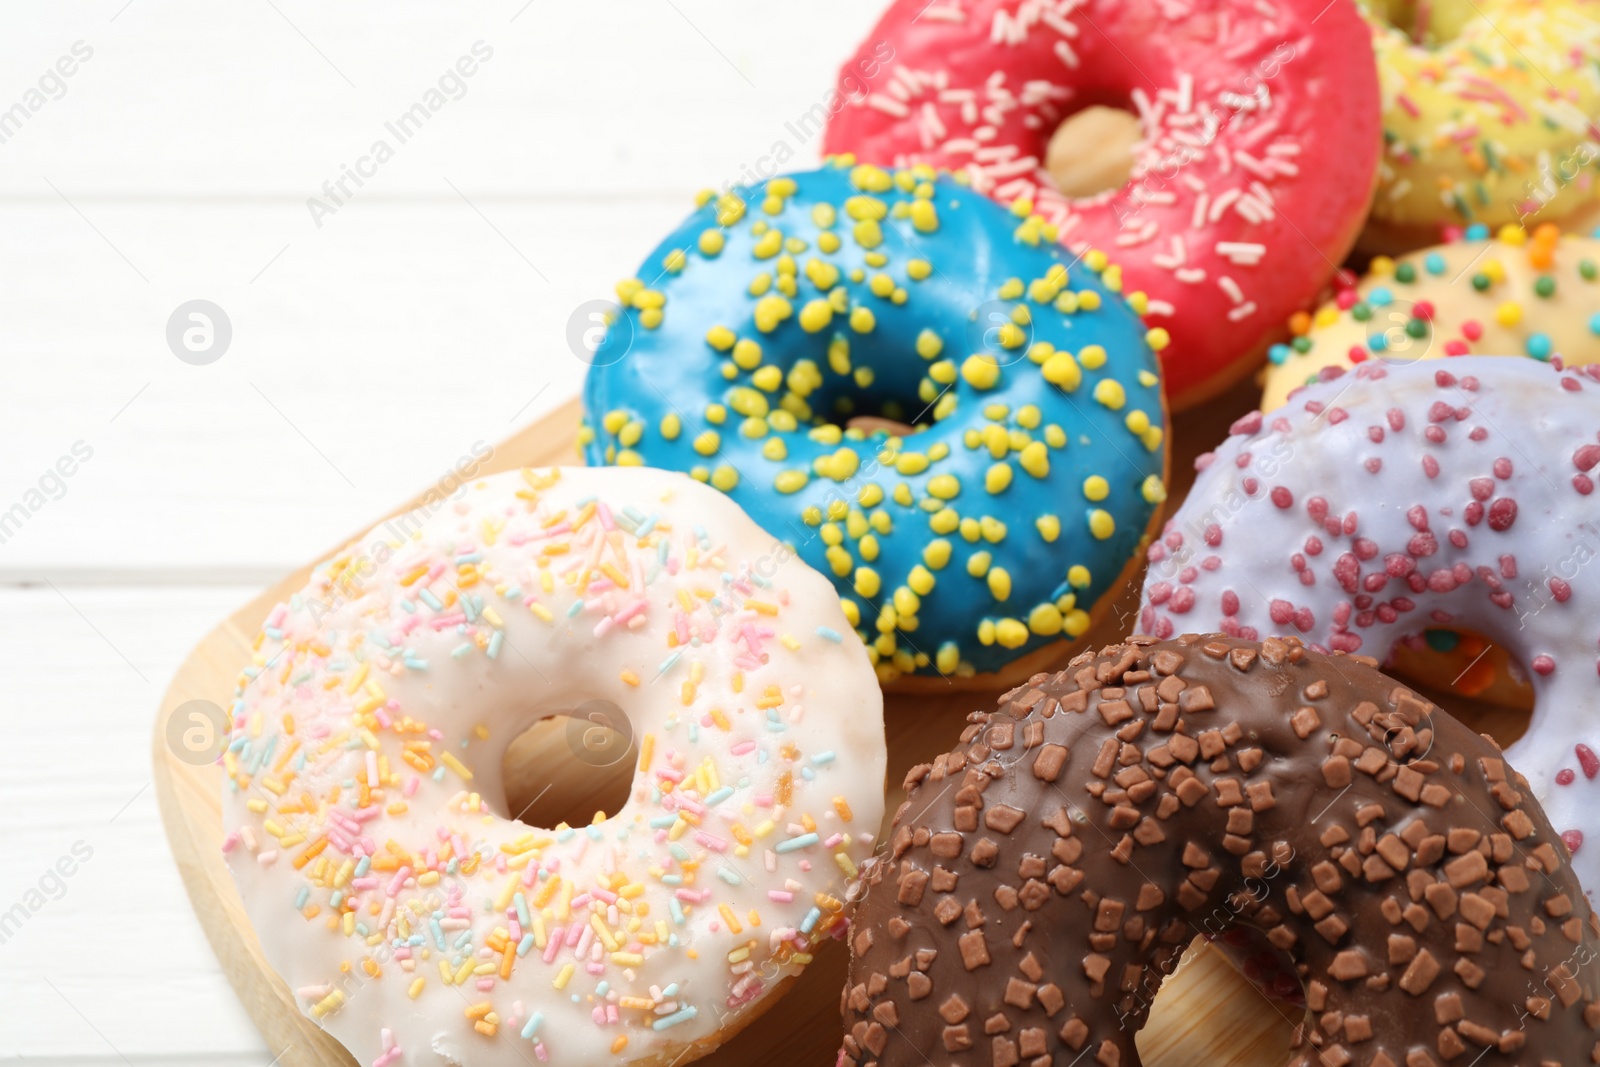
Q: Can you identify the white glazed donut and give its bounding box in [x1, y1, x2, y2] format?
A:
[1138, 358, 1600, 893]
[220, 466, 886, 1066]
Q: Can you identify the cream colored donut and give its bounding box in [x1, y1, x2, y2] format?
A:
[220, 466, 886, 1066]
[1262, 225, 1600, 410]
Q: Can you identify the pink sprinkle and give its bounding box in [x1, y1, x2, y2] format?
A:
[1563, 830, 1584, 856]
[730, 741, 757, 756]
[1577, 744, 1599, 779]
[768, 890, 795, 903]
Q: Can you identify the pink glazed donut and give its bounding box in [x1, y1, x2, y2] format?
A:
[822, 0, 1381, 409]
[1138, 357, 1600, 894]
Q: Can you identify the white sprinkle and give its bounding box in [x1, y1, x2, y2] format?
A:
[1208, 188, 1241, 223]
[1151, 236, 1188, 270]
[1215, 241, 1266, 265]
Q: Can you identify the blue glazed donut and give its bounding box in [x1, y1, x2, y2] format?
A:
[581, 160, 1169, 685]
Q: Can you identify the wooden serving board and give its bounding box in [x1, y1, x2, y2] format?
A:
[153, 379, 1524, 1067]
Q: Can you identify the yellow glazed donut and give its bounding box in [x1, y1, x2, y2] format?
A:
[1263, 222, 1600, 410]
[1362, 0, 1600, 252]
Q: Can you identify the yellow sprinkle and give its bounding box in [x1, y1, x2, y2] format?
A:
[1146, 327, 1171, 351]
[987, 567, 1012, 601]
[439, 752, 473, 781]
[994, 618, 1029, 649]
[927, 474, 961, 500]
[796, 299, 834, 333]
[1093, 379, 1126, 410]
[961, 354, 1001, 390]
[985, 463, 1013, 495]
[1088, 509, 1115, 540]
[774, 469, 809, 494]
[1042, 351, 1081, 390]
[553, 963, 575, 990]
[311, 990, 346, 1018]
[407, 977, 425, 999]
[692, 430, 720, 457]
[1083, 475, 1109, 501]
[754, 295, 793, 332]
[708, 465, 739, 492]
[966, 551, 992, 578]
[1018, 441, 1049, 478]
[1028, 603, 1064, 636]
[854, 567, 882, 598]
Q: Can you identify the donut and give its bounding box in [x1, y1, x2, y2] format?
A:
[840, 634, 1600, 1067]
[1360, 0, 1600, 253]
[819, 0, 1383, 409]
[1139, 357, 1600, 894]
[219, 466, 887, 1067]
[581, 161, 1169, 689]
[1263, 223, 1600, 410]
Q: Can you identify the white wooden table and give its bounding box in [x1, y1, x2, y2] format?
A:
[0, 4, 882, 1061]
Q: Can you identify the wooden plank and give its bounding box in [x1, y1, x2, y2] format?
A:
[0, 0, 880, 198]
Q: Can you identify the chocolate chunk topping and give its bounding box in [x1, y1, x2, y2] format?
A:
[840, 636, 1600, 1066]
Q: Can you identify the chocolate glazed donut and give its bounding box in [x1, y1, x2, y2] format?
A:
[841, 635, 1600, 1067]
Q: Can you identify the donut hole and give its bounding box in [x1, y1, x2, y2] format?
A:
[1133, 933, 1301, 1061]
[844, 414, 917, 438]
[1044, 103, 1143, 201]
[1384, 629, 1534, 747]
[822, 394, 927, 436]
[500, 704, 636, 830]
[1367, 0, 1473, 45]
